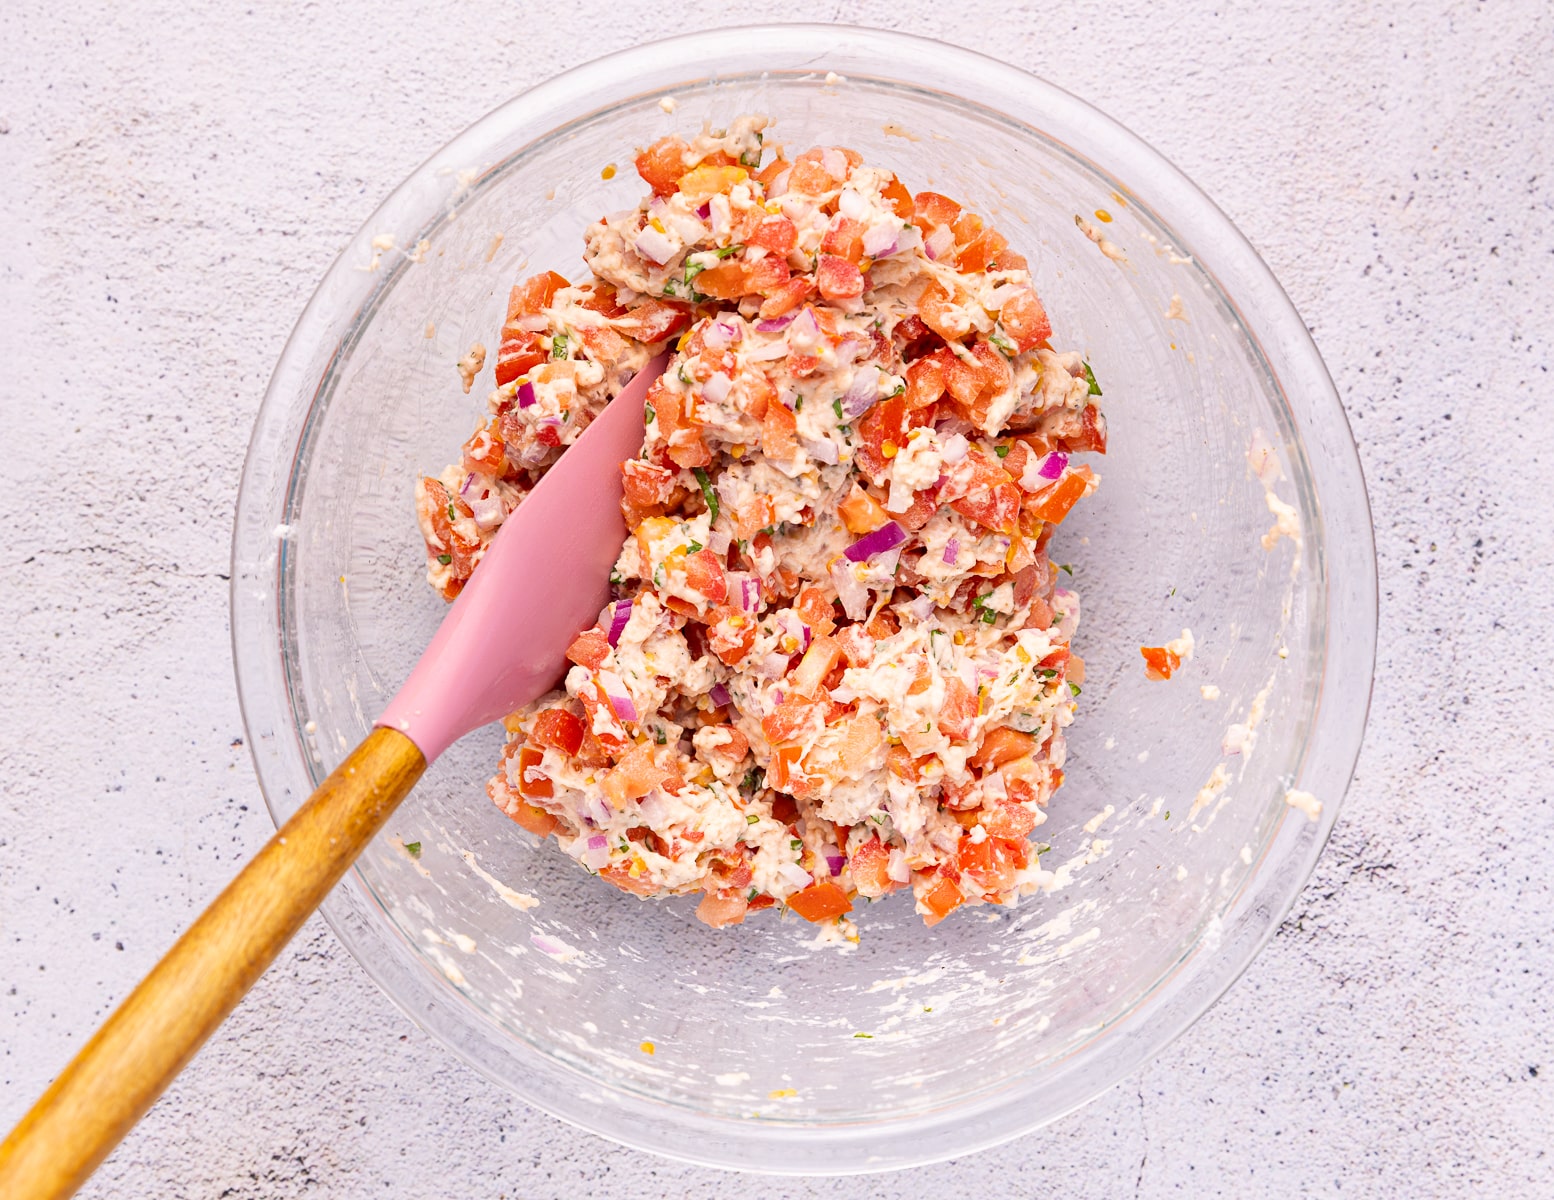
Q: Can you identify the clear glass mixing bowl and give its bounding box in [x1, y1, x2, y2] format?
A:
[231, 25, 1375, 1174]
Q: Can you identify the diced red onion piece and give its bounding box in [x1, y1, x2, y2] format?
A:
[460, 472, 475, 495]
[829, 557, 870, 620]
[773, 690, 785, 705]
[708, 529, 731, 554]
[837, 188, 867, 220]
[787, 307, 820, 352]
[606, 599, 632, 647]
[939, 433, 969, 465]
[532, 933, 567, 955]
[944, 536, 960, 565]
[906, 594, 935, 622]
[607, 693, 637, 722]
[862, 224, 899, 258]
[517, 381, 537, 408]
[842, 365, 880, 419]
[701, 372, 732, 406]
[696, 202, 711, 219]
[925, 225, 955, 261]
[755, 312, 796, 333]
[742, 577, 761, 612]
[778, 861, 817, 891]
[710, 683, 731, 707]
[844, 520, 906, 563]
[1039, 451, 1068, 480]
[800, 436, 839, 466]
[634, 226, 677, 265]
[821, 148, 847, 181]
[470, 495, 505, 529]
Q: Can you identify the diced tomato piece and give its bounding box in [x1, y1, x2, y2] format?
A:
[601, 862, 660, 896]
[835, 625, 874, 668]
[957, 835, 1029, 893]
[943, 451, 1022, 534]
[701, 724, 750, 763]
[762, 696, 822, 746]
[621, 458, 676, 525]
[881, 175, 914, 219]
[1056, 404, 1108, 455]
[918, 872, 964, 926]
[493, 330, 548, 387]
[506, 271, 570, 321]
[1141, 645, 1181, 681]
[786, 880, 852, 923]
[416, 477, 479, 577]
[919, 279, 966, 342]
[904, 353, 947, 409]
[771, 793, 799, 824]
[913, 191, 962, 229]
[746, 253, 792, 294]
[756, 157, 791, 187]
[956, 225, 1008, 274]
[886, 743, 922, 781]
[635, 136, 689, 195]
[837, 483, 889, 534]
[581, 284, 627, 318]
[998, 286, 1053, 352]
[761, 396, 801, 465]
[837, 713, 883, 773]
[515, 745, 552, 799]
[685, 548, 728, 605]
[676, 164, 749, 201]
[789, 634, 842, 698]
[693, 261, 750, 300]
[971, 727, 1037, 772]
[578, 323, 630, 364]
[461, 420, 506, 475]
[982, 788, 1041, 838]
[865, 608, 899, 640]
[850, 837, 895, 898]
[1027, 472, 1090, 526]
[614, 299, 692, 344]
[749, 214, 797, 254]
[758, 275, 814, 319]
[821, 216, 865, 264]
[769, 744, 802, 790]
[854, 394, 909, 485]
[566, 628, 611, 669]
[696, 892, 749, 928]
[602, 743, 668, 809]
[707, 605, 758, 665]
[940, 676, 979, 742]
[788, 149, 842, 195]
[531, 708, 585, 756]
[816, 254, 864, 307]
[794, 586, 838, 637]
[895, 487, 939, 532]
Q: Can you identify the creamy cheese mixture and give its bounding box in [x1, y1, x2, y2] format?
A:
[415, 116, 1108, 928]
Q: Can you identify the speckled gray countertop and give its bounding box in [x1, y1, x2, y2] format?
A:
[2, 2, 1550, 1196]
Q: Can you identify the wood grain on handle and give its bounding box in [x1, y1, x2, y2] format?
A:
[0, 726, 427, 1200]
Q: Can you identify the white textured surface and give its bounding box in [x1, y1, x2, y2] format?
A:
[2, 2, 1551, 1195]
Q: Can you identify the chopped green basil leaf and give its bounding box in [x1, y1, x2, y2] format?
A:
[714, 243, 744, 259]
[436, 553, 452, 565]
[1069, 682, 1082, 697]
[404, 841, 421, 856]
[1083, 361, 1102, 396]
[746, 813, 760, 825]
[687, 540, 703, 553]
[995, 444, 1010, 458]
[446, 502, 457, 521]
[692, 466, 719, 522]
[833, 397, 844, 420]
[644, 403, 655, 423]
[551, 333, 568, 360]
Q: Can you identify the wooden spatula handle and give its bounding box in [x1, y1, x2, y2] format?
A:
[0, 726, 427, 1200]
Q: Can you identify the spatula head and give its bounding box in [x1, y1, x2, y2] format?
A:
[377, 354, 667, 761]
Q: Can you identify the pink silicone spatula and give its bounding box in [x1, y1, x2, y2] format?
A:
[0, 353, 670, 1200]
